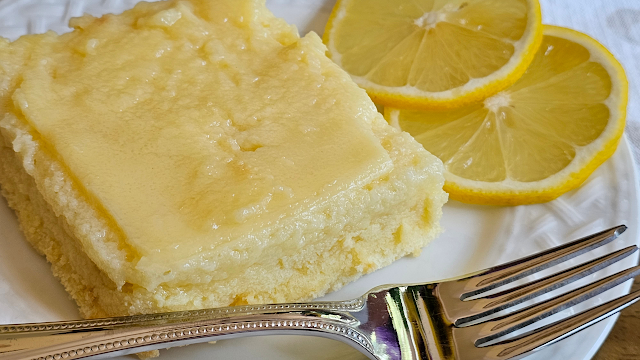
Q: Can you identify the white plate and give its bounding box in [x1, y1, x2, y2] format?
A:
[0, 1, 639, 359]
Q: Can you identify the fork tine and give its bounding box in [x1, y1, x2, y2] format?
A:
[471, 264, 640, 346]
[481, 289, 640, 360]
[453, 246, 638, 326]
[459, 225, 627, 300]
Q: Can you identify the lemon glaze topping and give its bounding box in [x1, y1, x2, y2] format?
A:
[3, 0, 393, 286]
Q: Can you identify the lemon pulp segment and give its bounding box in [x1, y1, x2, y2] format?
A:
[324, 0, 543, 108]
[387, 26, 627, 205]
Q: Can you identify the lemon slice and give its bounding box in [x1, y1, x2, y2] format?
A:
[385, 26, 628, 205]
[324, 0, 543, 109]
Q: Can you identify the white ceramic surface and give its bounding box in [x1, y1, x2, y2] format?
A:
[0, 1, 638, 359]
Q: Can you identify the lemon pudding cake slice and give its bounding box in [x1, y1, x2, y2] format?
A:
[0, 0, 447, 319]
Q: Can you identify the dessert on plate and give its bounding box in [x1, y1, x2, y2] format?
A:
[0, 0, 446, 323]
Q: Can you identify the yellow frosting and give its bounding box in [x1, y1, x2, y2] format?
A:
[2, 0, 393, 286]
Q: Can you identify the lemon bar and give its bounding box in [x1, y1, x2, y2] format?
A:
[0, 0, 447, 319]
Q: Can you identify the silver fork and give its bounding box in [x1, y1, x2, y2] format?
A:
[1, 225, 639, 360]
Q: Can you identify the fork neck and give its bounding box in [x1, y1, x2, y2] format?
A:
[0, 300, 378, 360]
[355, 284, 458, 360]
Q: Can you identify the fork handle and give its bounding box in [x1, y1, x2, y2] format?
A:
[0, 300, 375, 360]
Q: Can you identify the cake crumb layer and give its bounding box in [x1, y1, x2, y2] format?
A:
[0, 0, 447, 317]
